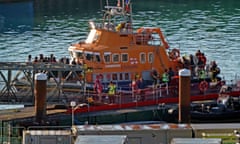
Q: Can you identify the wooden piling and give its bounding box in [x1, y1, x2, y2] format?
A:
[34, 73, 47, 123]
[178, 69, 191, 123]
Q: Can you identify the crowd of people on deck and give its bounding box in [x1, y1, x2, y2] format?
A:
[92, 74, 148, 105]
[26, 49, 222, 105]
[151, 67, 176, 86]
[149, 49, 221, 90]
[181, 49, 221, 82]
[26, 54, 76, 65]
[93, 78, 117, 105]
[90, 49, 222, 105]
[26, 54, 79, 79]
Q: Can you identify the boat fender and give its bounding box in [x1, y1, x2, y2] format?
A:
[170, 48, 180, 60]
[199, 81, 208, 92]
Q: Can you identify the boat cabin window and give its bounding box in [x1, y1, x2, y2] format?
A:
[85, 52, 101, 62]
[119, 73, 123, 80]
[105, 73, 130, 81]
[71, 51, 84, 59]
[113, 53, 120, 63]
[125, 73, 130, 80]
[85, 51, 94, 61]
[76, 52, 84, 59]
[104, 52, 111, 63]
[95, 54, 101, 62]
[112, 73, 117, 80]
[117, 73, 130, 81]
[140, 53, 146, 64]
[121, 53, 128, 62]
[148, 52, 154, 63]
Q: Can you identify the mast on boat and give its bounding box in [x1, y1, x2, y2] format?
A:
[102, 0, 132, 32]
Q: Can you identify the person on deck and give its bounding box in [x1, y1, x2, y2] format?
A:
[136, 77, 146, 101]
[210, 61, 221, 82]
[94, 76, 103, 102]
[33, 56, 38, 63]
[182, 56, 190, 69]
[198, 67, 206, 82]
[219, 81, 232, 97]
[200, 53, 207, 67]
[108, 81, 117, 104]
[26, 55, 32, 64]
[162, 69, 169, 84]
[168, 67, 175, 84]
[195, 49, 202, 58]
[151, 68, 159, 86]
[189, 54, 197, 77]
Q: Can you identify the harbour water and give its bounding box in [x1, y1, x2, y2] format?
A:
[0, 0, 239, 81]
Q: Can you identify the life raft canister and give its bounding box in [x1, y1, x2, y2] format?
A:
[199, 81, 208, 92]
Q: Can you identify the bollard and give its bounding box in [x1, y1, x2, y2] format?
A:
[34, 73, 47, 123]
[178, 69, 191, 123]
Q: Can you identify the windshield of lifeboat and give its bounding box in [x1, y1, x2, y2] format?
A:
[85, 29, 99, 44]
[70, 50, 84, 59]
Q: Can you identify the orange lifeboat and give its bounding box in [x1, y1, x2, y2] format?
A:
[67, 0, 185, 86]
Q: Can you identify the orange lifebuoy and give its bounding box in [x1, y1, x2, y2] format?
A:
[199, 81, 208, 92]
[170, 48, 180, 60]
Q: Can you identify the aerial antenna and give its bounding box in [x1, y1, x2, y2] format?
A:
[106, 0, 109, 8]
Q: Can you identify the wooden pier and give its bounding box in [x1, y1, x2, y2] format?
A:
[0, 62, 85, 104]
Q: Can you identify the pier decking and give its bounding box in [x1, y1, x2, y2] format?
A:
[0, 62, 85, 104]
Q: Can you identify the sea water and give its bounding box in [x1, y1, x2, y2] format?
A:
[0, 0, 239, 81]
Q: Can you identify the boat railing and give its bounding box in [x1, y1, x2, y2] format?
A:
[135, 33, 161, 46]
[80, 83, 175, 108]
[69, 75, 240, 114]
[220, 73, 240, 90]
